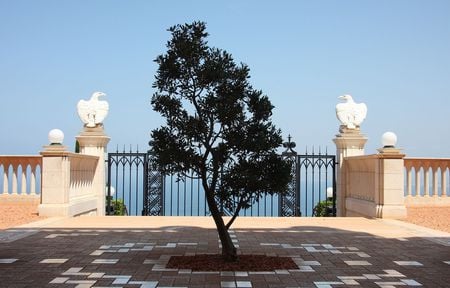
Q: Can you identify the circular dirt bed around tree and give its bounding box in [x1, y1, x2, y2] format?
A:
[167, 254, 298, 271]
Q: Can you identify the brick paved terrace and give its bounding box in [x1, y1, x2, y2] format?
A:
[1, 216, 449, 288]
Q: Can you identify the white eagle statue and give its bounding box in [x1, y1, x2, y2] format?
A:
[77, 91, 109, 128]
[335, 94, 367, 129]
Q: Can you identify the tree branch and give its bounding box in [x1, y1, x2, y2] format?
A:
[225, 197, 244, 230]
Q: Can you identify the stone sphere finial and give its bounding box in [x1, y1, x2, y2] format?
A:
[48, 129, 64, 145]
[381, 131, 397, 148]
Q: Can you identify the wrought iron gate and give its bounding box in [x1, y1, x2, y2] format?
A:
[106, 139, 336, 217]
[279, 136, 336, 217]
[106, 151, 164, 216]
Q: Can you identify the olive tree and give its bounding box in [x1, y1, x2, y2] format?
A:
[150, 21, 291, 261]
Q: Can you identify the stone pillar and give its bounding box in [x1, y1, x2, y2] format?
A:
[333, 126, 368, 216]
[76, 126, 110, 216]
[375, 147, 407, 219]
[39, 145, 71, 216]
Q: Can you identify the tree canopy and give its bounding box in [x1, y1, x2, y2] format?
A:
[150, 21, 291, 261]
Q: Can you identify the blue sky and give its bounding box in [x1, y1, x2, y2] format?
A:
[1, 0, 449, 157]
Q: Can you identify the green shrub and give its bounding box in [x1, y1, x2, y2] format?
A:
[313, 198, 333, 217]
[106, 196, 127, 216]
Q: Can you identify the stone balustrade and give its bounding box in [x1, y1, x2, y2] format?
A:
[0, 156, 42, 201]
[342, 149, 407, 219]
[67, 154, 98, 201]
[404, 158, 450, 206]
[38, 147, 100, 217]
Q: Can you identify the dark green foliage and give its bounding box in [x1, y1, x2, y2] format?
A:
[313, 199, 333, 217]
[75, 140, 80, 153]
[112, 199, 127, 216]
[106, 196, 127, 216]
[150, 21, 291, 260]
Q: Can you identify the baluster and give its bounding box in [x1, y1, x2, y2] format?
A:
[30, 165, 37, 195]
[432, 167, 438, 197]
[424, 167, 429, 197]
[406, 167, 412, 197]
[442, 167, 448, 197]
[21, 166, 27, 195]
[3, 167, 8, 194]
[415, 168, 420, 197]
[12, 166, 18, 194]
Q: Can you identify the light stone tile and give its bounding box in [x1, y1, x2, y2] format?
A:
[314, 282, 344, 288]
[128, 281, 158, 288]
[275, 270, 290, 274]
[401, 279, 422, 286]
[221, 281, 236, 288]
[375, 281, 405, 287]
[92, 259, 119, 264]
[66, 280, 96, 284]
[62, 267, 91, 276]
[338, 276, 366, 280]
[0, 258, 18, 263]
[49, 277, 69, 284]
[379, 270, 405, 277]
[363, 274, 382, 280]
[393, 261, 423, 266]
[248, 271, 275, 275]
[344, 260, 372, 266]
[236, 281, 252, 288]
[90, 250, 103, 256]
[40, 258, 68, 264]
[341, 279, 360, 285]
[178, 269, 192, 274]
[356, 252, 371, 258]
[302, 261, 321, 266]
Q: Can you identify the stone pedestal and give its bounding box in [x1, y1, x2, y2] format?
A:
[38, 145, 71, 216]
[375, 147, 407, 219]
[333, 126, 368, 216]
[76, 126, 110, 216]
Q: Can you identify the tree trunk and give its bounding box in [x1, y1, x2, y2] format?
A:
[204, 189, 238, 262]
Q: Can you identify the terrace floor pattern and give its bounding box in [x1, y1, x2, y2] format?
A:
[0, 217, 449, 288]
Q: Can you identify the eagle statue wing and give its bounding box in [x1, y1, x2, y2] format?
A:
[353, 103, 367, 126]
[77, 99, 95, 127]
[76, 92, 109, 127]
[335, 101, 367, 129]
[93, 100, 109, 124]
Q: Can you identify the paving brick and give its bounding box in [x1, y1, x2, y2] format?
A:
[0, 217, 449, 287]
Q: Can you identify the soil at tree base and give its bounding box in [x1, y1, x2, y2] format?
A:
[166, 254, 298, 271]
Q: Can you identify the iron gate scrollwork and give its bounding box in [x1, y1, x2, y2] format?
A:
[280, 135, 300, 216]
[279, 136, 337, 217]
[106, 151, 164, 216]
[107, 137, 336, 217]
[145, 161, 164, 216]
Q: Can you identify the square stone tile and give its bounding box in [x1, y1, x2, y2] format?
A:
[92, 259, 119, 264]
[394, 261, 423, 266]
[236, 281, 252, 288]
[401, 279, 422, 286]
[344, 260, 372, 266]
[0, 258, 18, 263]
[221, 281, 236, 288]
[40, 258, 68, 264]
[49, 277, 69, 284]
